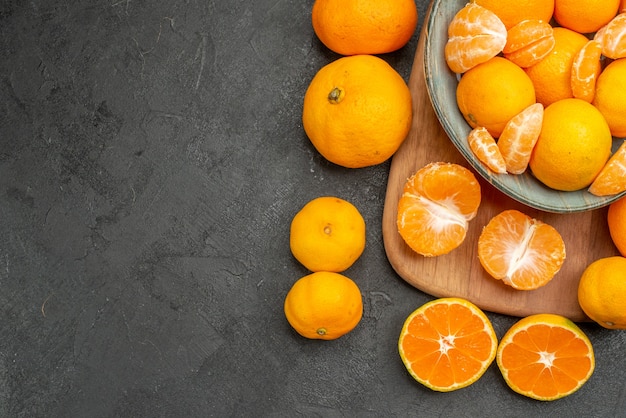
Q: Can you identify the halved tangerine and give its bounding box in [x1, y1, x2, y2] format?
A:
[445, 2, 507, 73]
[497, 103, 544, 174]
[398, 297, 498, 392]
[503, 19, 556, 68]
[589, 140, 626, 196]
[478, 209, 566, 290]
[497, 313, 595, 401]
[467, 127, 507, 174]
[397, 162, 481, 257]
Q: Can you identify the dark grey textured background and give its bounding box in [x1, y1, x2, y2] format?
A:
[1, 0, 625, 416]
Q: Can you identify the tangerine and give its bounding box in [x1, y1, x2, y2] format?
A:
[529, 98, 612, 192]
[398, 298, 498, 392]
[497, 313, 595, 401]
[290, 196, 366, 272]
[554, 0, 620, 34]
[473, 0, 555, 30]
[608, 195, 626, 257]
[525, 27, 589, 107]
[578, 256, 626, 329]
[444, 2, 507, 73]
[592, 58, 626, 137]
[478, 209, 566, 290]
[397, 162, 481, 257]
[311, 0, 418, 55]
[456, 56, 536, 138]
[302, 55, 412, 168]
[284, 271, 363, 340]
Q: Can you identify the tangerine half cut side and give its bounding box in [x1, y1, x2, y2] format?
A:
[399, 297, 498, 392]
[497, 313, 595, 401]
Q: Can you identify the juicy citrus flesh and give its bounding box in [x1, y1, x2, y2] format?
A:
[478, 210, 566, 290]
[397, 162, 481, 257]
[284, 271, 363, 340]
[312, 0, 418, 55]
[290, 196, 365, 272]
[525, 27, 590, 107]
[529, 98, 613, 192]
[444, 2, 507, 73]
[578, 256, 626, 329]
[456, 56, 536, 138]
[554, 0, 620, 34]
[398, 298, 498, 392]
[594, 13, 626, 59]
[503, 19, 556, 68]
[302, 54, 412, 168]
[473, 0, 555, 30]
[497, 313, 595, 401]
[608, 196, 626, 256]
[589, 140, 626, 196]
[467, 127, 507, 174]
[571, 40, 603, 103]
[497, 102, 544, 174]
[592, 58, 626, 137]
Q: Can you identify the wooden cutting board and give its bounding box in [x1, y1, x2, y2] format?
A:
[381, 8, 620, 321]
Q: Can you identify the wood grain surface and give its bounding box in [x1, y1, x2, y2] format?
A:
[382, 8, 620, 321]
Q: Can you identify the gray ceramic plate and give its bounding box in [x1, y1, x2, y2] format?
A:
[424, 0, 626, 213]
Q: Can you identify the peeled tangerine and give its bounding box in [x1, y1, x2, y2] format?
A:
[445, 2, 507, 73]
[478, 210, 566, 290]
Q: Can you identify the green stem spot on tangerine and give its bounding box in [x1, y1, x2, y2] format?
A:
[328, 87, 344, 104]
[317, 328, 327, 336]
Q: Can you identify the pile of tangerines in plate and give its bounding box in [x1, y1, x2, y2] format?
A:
[282, 0, 626, 402]
[445, 0, 626, 196]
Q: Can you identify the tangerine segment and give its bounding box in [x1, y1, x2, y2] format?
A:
[398, 298, 498, 392]
[478, 210, 566, 290]
[594, 13, 626, 59]
[589, 140, 626, 196]
[497, 103, 544, 174]
[397, 162, 481, 257]
[497, 313, 595, 401]
[467, 127, 507, 174]
[571, 40, 603, 103]
[444, 2, 507, 73]
[503, 19, 556, 68]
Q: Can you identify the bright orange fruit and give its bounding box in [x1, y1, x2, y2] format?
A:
[497, 103, 544, 174]
[608, 197, 626, 257]
[594, 12, 626, 59]
[467, 127, 507, 174]
[525, 27, 589, 107]
[554, 0, 620, 34]
[497, 313, 595, 401]
[571, 40, 603, 103]
[397, 162, 481, 257]
[473, 0, 555, 30]
[302, 55, 413, 168]
[398, 298, 498, 392]
[503, 19, 556, 68]
[478, 209, 566, 290]
[284, 271, 363, 340]
[588, 140, 626, 196]
[457, 56, 536, 138]
[311, 0, 418, 55]
[444, 2, 507, 73]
